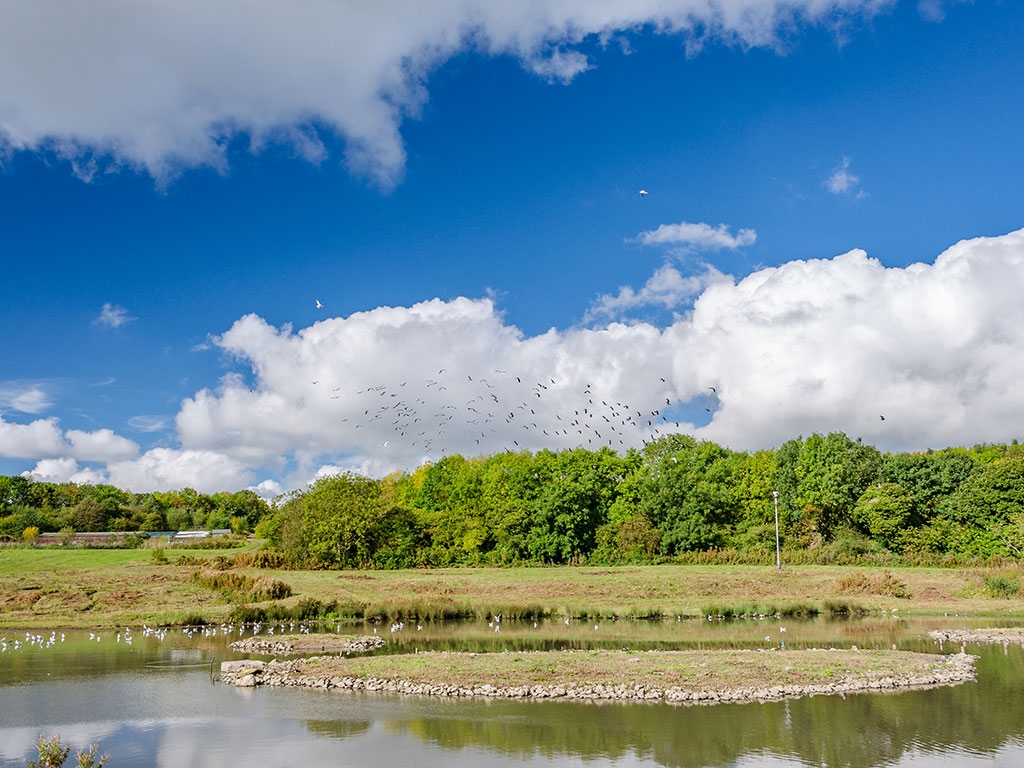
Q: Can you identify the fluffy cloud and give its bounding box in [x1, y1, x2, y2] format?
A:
[825, 156, 865, 196]
[9, 228, 1024, 492]
[94, 303, 134, 329]
[175, 296, 679, 479]
[0, 416, 66, 459]
[0, 416, 139, 461]
[105, 449, 254, 493]
[170, 227, 1024, 485]
[0, 382, 52, 414]
[23, 458, 107, 485]
[634, 221, 758, 252]
[673, 227, 1024, 451]
[0, 1, 893, 187]
[586, 263, 730, 320]
[65, 428, 140, 462]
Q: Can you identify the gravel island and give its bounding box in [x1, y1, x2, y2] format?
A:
[220, 647, 977, 704]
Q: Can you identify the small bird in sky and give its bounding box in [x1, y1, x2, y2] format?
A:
[639, 189, 648, 197]
[315, 299, 323, 309]
[879, 414, 885, 421]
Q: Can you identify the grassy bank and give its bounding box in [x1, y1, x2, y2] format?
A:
[1, 547, 1022, 628]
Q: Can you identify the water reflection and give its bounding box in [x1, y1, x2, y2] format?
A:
[2, 617, 1023, 768]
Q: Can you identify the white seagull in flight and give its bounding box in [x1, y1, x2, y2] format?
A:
[638, 189, 648, 197]
[315, 299, 323, 309]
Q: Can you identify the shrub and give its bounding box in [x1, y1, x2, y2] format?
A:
[982, 572, 1021, 599]
[28, 735, 107, 768]
[835, 570, 909, 599]
[189, 569, 292, 601]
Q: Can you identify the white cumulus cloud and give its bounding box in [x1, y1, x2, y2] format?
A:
[169, 226, 1024, 483]
[0, 415, 138, 462]
[586, 263, 731, 320]
[65, 428, 140, 462]
[634, 221, 758, 252]
[0, 416, 67, 459]
[0, 1, 894, 187]
[9, 227, 1024, 492]
[672, 227, 1024, 451]
[105, 448, 255, 493]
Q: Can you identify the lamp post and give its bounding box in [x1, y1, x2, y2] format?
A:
[773, 491, 781, 570]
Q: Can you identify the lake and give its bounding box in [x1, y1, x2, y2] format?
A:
[2, 616, 1023, 767]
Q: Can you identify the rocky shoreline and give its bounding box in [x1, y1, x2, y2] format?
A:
[219, 648, 977, 705]
[927, 627, 1024, 645]
[229, 634, 386, 655]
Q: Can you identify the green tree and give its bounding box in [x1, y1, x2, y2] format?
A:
[882, 449, 976, 526]
[639, 435, 740, 554]
[939, 454, 1024, 557]
[792, 432, 883, 543]
[853, 482, 915, 549]
[69, 498, 107, 532]
[525, 448, 623, 563]
[282, 474, 388, 568]
[732, 449, 782, 551]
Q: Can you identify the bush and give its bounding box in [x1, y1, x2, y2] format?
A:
[835, 569, 910, 599]
[189, 569, 292, 601]
[982, 572, 1021, 598]
[28, 735, 107, 768]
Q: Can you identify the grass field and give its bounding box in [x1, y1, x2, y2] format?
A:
[1, 547, 1022, 628]
[279, 647, 972, 696]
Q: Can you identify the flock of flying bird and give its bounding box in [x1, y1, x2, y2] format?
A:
[302, 365, 707, 460]
[300, 189, 735, 461]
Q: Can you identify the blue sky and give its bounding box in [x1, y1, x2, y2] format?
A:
[2, 0, 1023, 496]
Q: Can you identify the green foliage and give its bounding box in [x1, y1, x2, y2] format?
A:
[2, 429, 1024, 567]
[981, 572, 1021, 598]
[254, 511, 283, 544]
[639, 436, 740, 553]
[792, 432, 883, 542]
[853, 482, 914, 548]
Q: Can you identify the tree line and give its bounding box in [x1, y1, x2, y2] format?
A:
[3, 432, 1024, 566]
[262, 432, 1024, 567]
[0, 478, 270, 541]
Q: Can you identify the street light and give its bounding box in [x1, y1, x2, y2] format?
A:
[772, 491, 781, 570]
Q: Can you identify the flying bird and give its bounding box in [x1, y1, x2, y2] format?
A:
[639, 189, 648, 197]
[315, 299, 323, 309]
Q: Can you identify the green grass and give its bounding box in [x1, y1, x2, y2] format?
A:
[2, 551, 1023, 629]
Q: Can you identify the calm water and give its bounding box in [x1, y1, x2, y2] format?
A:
[2, 617, 1023, 767]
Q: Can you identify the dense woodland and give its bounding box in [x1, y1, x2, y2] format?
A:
[3, 432, 1024, 567]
